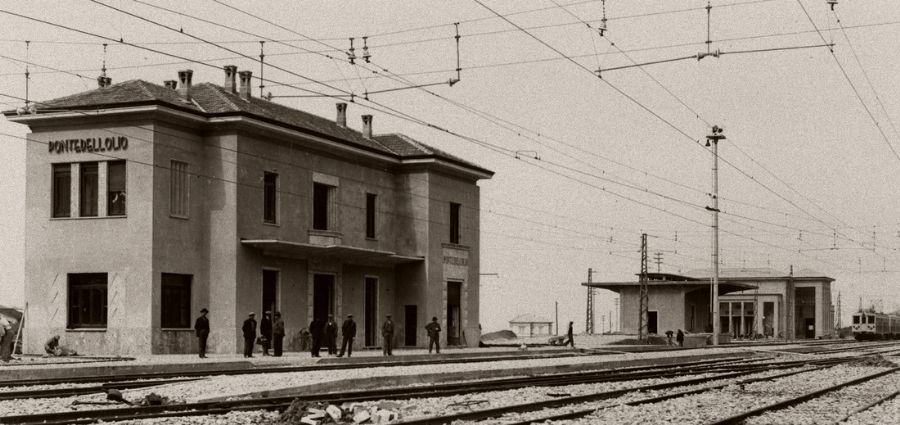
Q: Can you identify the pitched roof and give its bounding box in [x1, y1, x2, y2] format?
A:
[13, 79, 492, 177]
[509, 313, 553, 324]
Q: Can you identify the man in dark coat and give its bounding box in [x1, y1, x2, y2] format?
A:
[241, 312, 257, 358]
[338, 314, 356, 357]
[273, 312, 285, 357]
[194, 308, 210, 358]
[324, 315, 338, 355]
[382, 314, 395, 356]
[676, 329, 685, 347]
[259, 311, 273, 356]
[566, 321, 575, 348]
[425, 316, 441, 354]
[309, 318, 324, 357]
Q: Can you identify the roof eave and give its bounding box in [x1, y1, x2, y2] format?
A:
[400, 156, 493, 180]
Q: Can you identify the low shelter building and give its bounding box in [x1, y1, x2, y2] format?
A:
[5, 67, 493, 355]
[584, 268, 834, 340]
[508, 314, 554, 337]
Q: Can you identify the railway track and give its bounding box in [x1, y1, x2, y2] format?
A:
[0, 355, 817, 425]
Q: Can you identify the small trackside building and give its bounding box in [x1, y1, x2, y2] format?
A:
[4, 67, 493, 355]
[585, 268, 835, 340]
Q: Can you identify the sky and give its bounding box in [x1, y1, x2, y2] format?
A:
[2, 0, 900, 333]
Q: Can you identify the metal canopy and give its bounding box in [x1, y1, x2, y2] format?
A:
[241, 239, 424, 267]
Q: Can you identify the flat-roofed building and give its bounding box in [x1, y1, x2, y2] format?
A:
[5, 68, 492, 355]
[508, 314, 554, 337]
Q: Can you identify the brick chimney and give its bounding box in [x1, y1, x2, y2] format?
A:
[97, 75, 112, 88]
[177, 69, 193, 101]
[223, 65, 237, 93]
[238, 70, 252, 100]
[336, 103, 347, 128]
[164, 80, 177, 90]
[361, 114, 373, 139]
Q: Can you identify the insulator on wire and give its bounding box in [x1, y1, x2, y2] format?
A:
[347, 37, 356, 64]
[827, 0, 837, 11]
[362, 36, 371, 63]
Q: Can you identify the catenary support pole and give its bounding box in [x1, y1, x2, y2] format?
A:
[707, 126, 725, 346]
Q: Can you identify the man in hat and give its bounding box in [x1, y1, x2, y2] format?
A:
[338, 314, 356, 357]
[273, 312, 285, 357]
[242, 312, 257, 358]
[324, 315, 338, 356]
[260, 311, 273, 356]
[309, 317, 323, 357]
[425, 316, 441, 354]
[382, 314, 395, 356]
[194, 308, 210, 358]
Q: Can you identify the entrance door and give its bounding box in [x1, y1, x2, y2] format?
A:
[364, 277, 377, 346]
[313, 274, 334, 323]
[805, 318, 815, 339]
[648, 311, 658, 334]
[262, 270, 278, 314]
[405, 305, 417, 346]
[447, 281, 461, 345]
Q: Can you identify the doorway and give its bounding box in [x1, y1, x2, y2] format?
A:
[648, 311, 658, 334]
[262, 270, 279, 315]
[364, 277, 377, 346]
[447, 281, 461, 345]
[405, 305, 417, 346]
[313, 274, 335, 323]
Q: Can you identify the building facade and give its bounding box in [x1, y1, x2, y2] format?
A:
[585, 268, 835, 340]
[508, 314, 554, 337]
[6, 68, 492, 355]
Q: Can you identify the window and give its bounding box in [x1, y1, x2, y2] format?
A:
[313, 182, 331, 230]
[161, 273, 192, 328]
[365, 193, 376, 238]
[853, 315, 860, 324]
[80, 162, 99, 217]
[107, 161, 126, 216]
[263, 172, 278, 224]
[449, 202, 461, 244]
[52, 164, 71, 218]
[170, 160, 189, 217]
[67, 273, 107, 328]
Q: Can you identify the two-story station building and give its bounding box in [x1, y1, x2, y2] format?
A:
[4, 67, 492, 355]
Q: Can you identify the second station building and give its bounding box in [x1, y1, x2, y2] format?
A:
[585, 268, 835, 340]
[6, 67, 493, 355]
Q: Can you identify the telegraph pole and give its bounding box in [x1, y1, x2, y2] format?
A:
[555, 301, 559, 336]
[707, 125, 725, 346]
[586, 268, 594, 335]
[654, 252, 664, 273]
[639, 233, 649, 341]
[613, 297, 619, 333]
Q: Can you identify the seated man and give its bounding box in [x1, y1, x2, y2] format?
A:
[44, 335, 77, 356]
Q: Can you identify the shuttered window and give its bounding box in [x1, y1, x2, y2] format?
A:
[170, 160, 189, 218]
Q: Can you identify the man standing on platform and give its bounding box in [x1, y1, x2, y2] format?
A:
[0, 315, 15, 362]
[309, 317, 323, 358]
[426, 316, 441, 354]
[382, 314, 395, 356]
[273, 312, 285, 357]
[338, 314, 356, 357]
[194, 308, 210, 358]
[325, 315, 338, 356]
[260, 311, 273, 356]
[242, 312, 257, 358]
[566, 321, 575, 348]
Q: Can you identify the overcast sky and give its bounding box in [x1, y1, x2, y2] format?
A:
[2, 0, 900, 333]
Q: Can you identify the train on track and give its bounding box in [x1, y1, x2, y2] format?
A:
[851, 310, 900, 340]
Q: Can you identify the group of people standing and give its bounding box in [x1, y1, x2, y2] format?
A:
[192, 309, 446, 357]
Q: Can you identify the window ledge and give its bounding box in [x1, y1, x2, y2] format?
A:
[51, 216, 127, 221]
[263, 221, 281, 227]
[442, 243, 471, 251]
[309, 229, 342, 237]
[161, 328, 193, 332]
[366, 237, 378, 242]
[169, 214, 190, 220]
[66, 328, 107, 332]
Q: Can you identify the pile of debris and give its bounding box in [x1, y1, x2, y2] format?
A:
[279, 400, 402, 424]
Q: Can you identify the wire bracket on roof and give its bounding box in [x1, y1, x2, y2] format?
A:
[259, 41, 266, 97]
[362, 36, 371, 63]
[101, 43, 108, 77]
[598, 0, 607, 36]
[451, 22, 461, 86]
[827, 0, 837, 11]
[347, 37, 357, 65]
[705, 1, 712, 54]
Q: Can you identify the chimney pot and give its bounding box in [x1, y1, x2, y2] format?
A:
[238, 70, 253, 100]
[223, 65, 237, 93]
[361, 114, 373, 139]
[177, 69, 193, 101]
[336, 103, 347, 127]
[164, 80, 177, 90]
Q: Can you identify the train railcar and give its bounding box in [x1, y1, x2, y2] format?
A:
[852, 311, 900, 340]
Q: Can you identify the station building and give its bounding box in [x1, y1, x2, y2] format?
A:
[5, 67, 493, 355]
[584, 268, 835, 340]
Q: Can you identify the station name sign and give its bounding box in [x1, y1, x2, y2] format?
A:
[48, 136, 128, 154]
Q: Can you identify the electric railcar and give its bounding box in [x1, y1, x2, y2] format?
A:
[851, 311, 900, 340]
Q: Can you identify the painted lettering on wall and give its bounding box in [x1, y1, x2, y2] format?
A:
[48, 137, 128, 154]
[443, 256, 468, 266]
